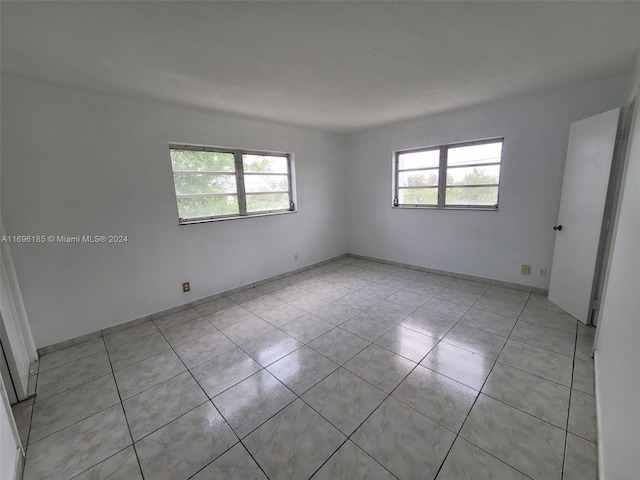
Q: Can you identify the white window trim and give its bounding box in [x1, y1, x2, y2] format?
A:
[393, 137, 504, 210]
[169, 143, 296, 224]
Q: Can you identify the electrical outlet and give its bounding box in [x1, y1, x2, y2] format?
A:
[538, 268, 547, 277]
[182, 282, 190, 292]
[293, 254, 298, 262]
[521, 264, 530, 275]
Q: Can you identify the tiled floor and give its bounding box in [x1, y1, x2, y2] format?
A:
[12, 257, 598, 480]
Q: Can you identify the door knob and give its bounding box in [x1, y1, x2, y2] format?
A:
[553, 225, 563, 231]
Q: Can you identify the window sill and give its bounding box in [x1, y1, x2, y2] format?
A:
[392, 205, 499, 212]
[179, 210, 298, 225]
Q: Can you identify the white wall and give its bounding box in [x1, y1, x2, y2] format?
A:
[345, 75, 629, 288]
[594, 63, 640, 480]
[0, 76, 347, 347]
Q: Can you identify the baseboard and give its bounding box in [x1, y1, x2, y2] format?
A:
[594, 351, 604, 480]
[12, 448, 24, 480]
[38, 251, 546, 355]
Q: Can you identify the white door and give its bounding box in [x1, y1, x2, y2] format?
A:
[548, 108, 621, 324]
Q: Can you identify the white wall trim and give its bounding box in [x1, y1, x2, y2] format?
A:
[594, 351, 605, 480]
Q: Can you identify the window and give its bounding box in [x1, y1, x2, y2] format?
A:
[169, 144, 295, 223]
[394, 138, 503, 209]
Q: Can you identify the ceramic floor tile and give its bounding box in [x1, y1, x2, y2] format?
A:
[190, 347, 262, 398]
[191, 443, 267, 480]
[269, 285, 309, 302]
[334, 277, 370, 291]
[317, 272, 350, 285]
[282, 272, 312, 284]
[497, 339, 573, 387]
[256, 279, 290, 294]
[473, 296, 524, 319]
[297, 278, 332, 292]
[122, 371, 207, 441]
[374, 325, 438, 362]
[11, 400, 33, 446]
[442, 324, 507, 360]
[421, 342, 494, 390]
[392, 366, 478, 432]
[267, 346, 339, 395]
[340, 312, 396, 342]
[526, 293, 565, 313]
[436, 437, 530, 480]
[193, 297, 235, 317]
[435, 288, 481, 307]
[519, 306, 577, 333]
[103, 321, 159, 348]
[313, 302, 361, 325]
[375, 275, 412, 289]
[241, 294, 284, 314]
[335, 291, 382, 311]
[30, 374, 120, 443]
[228, 288, 264, 304]
[352, 397, 455, 480]
[36, 351, 112, 401]
[221, 316, 275, 345]
[162, 317, 218, 348]
[308, 328, 371, 364]
[403, 281, 446, 297]
[568, 389, 597, 442]
[38, 338, 106, 373]
[358, 282, 399, 298]
[365, 300, 415, 324]
[23, 404, 131, 480]
[401, 310, 457, 339]
[135, 402, 237, 480]
[302, 368, 386, 436]
[313, 284, 354, 303]
[114, 349, 186, 399]
[354, 270, 388, 282]
[449, 279, 491, 295]
[419, 273, 456, 287]
[311, 440, 395, 480]
[386, 289, 432, 308]
[510, 320, 576, 356]
[371, 265, 402, 275]
[392, 268, 425, 281]
[174, 330, 236, 369]
[419, 298, 469, 322]
[258, 302, 306, 327]
[107, 331, 171, 370]
[241, 329, 303, 367]
[288, 292, 333, 313]
[482, 362, 570, 428]
[483, 285, 531, 305]
[572, 358, 595, 395]
[575, 335, 594, 362]
[344, 344, 415, 393]
[73, 446, 142, 480]
[459, 394, 565, 480]
[205, 305, 255, 329]
[244, 399, 345, 480]
[459, 308, 516, 337]
[153, 307, 201, 331]
[563, 432, 597, 480]
[213, 369, 296, 437]
[280, 314, 334, 343]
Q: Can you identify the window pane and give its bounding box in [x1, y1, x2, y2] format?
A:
[177, 196, 239, 219]
[170, 149, 235, 172]
[244, 174, 289, 193]
[246, 193, 289, 212]
[446, 187, 498, 206]
[243, 155, 288, 173]
[447, 142, 502, 167]
[399, 188, 438, 205]
[399, 169, 438, 187]
[173, 173, 237, 195]
[446, 165, 500, 186]
[398, 149, 439, 170]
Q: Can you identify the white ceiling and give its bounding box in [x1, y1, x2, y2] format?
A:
[2, 1, 639, 132]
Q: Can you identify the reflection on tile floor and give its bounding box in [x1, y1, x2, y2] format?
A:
[15, 257, 598, 480]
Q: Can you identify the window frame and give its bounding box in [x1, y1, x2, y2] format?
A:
[169, 143, 296, 224]
[393, 137, 504, 210]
